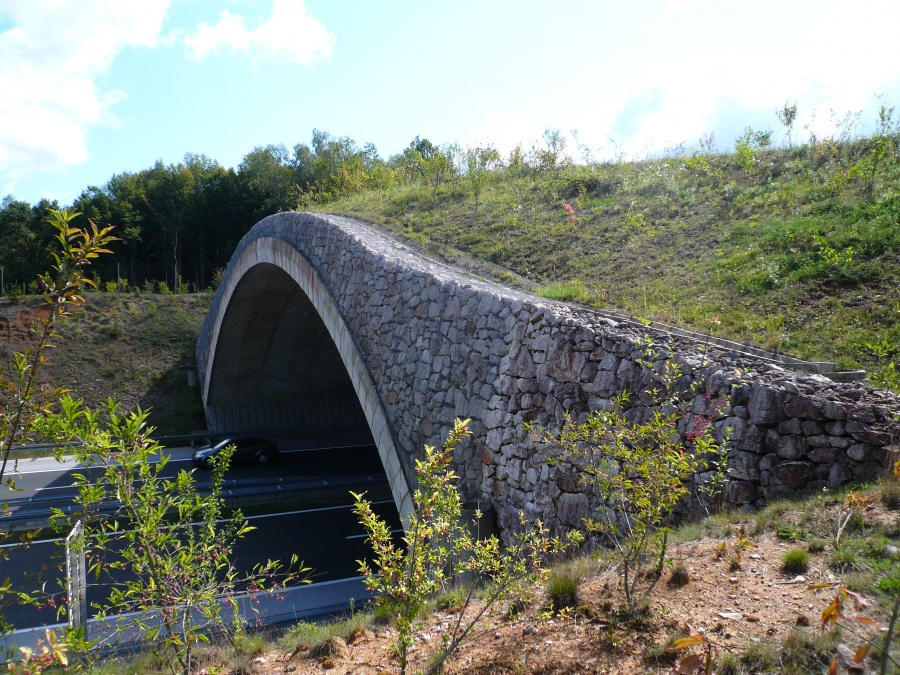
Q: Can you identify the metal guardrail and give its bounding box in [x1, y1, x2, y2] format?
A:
[0, 576, 374, 663]
[8, 423, 371, 455]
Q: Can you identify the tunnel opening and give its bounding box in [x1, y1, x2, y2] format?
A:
[206, 261, 381, 459]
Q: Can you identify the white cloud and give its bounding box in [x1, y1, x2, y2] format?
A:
[0, 1, 171, 191]
[474, 113, 541, 157]
[185, 0, 335, 65]
[572, 0, 900, 157]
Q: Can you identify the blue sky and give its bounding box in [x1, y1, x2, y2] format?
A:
[2, 0, 900, 205]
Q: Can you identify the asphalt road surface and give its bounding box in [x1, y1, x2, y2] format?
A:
[0, 500, 401, 629]
[0, 443, 387, 522]
[0, 441, 400, 630]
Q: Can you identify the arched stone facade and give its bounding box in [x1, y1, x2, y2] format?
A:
[199, 212, 900, 535]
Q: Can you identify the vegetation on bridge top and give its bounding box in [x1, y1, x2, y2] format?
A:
[2, 101, 899, 389]
[316, 110, 900, 388]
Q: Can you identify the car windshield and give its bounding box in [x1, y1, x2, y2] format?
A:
[212, 439, 234, 451]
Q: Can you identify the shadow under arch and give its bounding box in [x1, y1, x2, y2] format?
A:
[201, 237, 413, 522]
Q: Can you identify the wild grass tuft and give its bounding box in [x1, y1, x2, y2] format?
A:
[781, 548, 810, 574]
[829, 545, 861, 573]
[546, 567, 581, 612]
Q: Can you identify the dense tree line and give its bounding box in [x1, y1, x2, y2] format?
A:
[0, 130, 460, 292]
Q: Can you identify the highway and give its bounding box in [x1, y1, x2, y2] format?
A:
[0, 442, 401, 630]
[0, 442, 388, 523]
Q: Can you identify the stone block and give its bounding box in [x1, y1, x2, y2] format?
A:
[728, 450, 761, 481]
[847, 443, 875, 462]
[828, 436, 853, 449]
[809, 447, 838, 463]
[739, 424, 766, 454]
[762, 485, 795, 501]
[773, 461, 815, 489]
[874, 445, 899, 468]
[549, 340, 579, 381]
[823, 400, 848, 420]
[766, 429, 805, 459]
[726, 480, 757, 504]
[748, 385, 785, 425]
[759, 453, 779, 472]
[828, 463, 853, 487]
[801, 420, 825, 436]
[778, 418, 802, 435]
[851, 462, 882, 479]
[824, 421, 845, 436]
[592, 370, 618, 396]
[558, 492, 590, 527]
[556, 473, 581, 493]
[717, 416, 747, 443]
[507, 346, 536, 379]
[784, 394, 826, 420]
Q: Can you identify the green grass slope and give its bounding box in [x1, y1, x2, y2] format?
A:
[318, 136, 900, 389]
[0, 292, 209, 436]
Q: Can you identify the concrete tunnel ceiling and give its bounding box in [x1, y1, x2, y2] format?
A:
[207, 263, 355, 406]
[200, 236, 415, 521]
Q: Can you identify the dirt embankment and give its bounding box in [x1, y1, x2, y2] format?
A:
[0, 292, 210, 435]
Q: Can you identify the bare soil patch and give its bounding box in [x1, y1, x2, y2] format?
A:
[225, 496, 899, 675]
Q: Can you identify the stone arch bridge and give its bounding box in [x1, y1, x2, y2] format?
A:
[197, 213, 899, 531]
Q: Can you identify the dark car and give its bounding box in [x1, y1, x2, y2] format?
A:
[192, 437, 279, 468]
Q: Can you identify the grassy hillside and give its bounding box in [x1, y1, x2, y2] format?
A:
[0, 292, 209, 436]
[318, 134, 900, 389]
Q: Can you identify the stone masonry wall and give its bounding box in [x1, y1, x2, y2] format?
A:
[199, 212, 900, 536]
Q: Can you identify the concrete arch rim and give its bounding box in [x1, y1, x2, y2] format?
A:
[201, 236, 413, 522]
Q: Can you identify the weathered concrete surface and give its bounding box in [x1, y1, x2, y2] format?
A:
[198, 212, 900, 534]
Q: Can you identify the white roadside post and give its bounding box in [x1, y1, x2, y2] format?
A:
[66, 520, 87, 638]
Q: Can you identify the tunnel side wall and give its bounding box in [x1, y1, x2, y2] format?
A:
[199, 213, 900, 538]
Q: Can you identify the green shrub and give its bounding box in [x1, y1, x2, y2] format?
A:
[807, 537, 827, 553]
[782, 548, 810, 574]
[538, 280, 589, 303]
[433, 587, 468, 612]
[776, 524, 805, 541]
[352, 419, 580, 675]
[880, 474, 900, 509]
[534, 359, 727, 608]
[830, 545, 860, 572]
[546, 568, 580, 612]
[668, 564, 690, 587]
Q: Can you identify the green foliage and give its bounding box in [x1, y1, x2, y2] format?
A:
[0, 210, 114, 668]
[352, 418, 580, 675]
[776, 101, 799, 148]
[533, 360, 727, 607]
[871, 361, 900, 393]
[462, 145, 501, 214]
[776, 524, 805, 541]
[34, 400, 306, 675]
[830, 545, 861, 573]
[545, 567, 580, 612]
[620, 201, 655, 243]
[781, 547, 810, 574]
[538, 280, 591, 303]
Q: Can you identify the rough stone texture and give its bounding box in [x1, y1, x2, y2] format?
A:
[198, 212, 900, 536]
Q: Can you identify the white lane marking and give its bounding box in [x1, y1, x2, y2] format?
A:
[5, 443, 375, 478]
[346, 528, 402, 540]
[282, 444, 373, 455]
[242, 499, 393, 522]
[0, 500, 396, 549]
